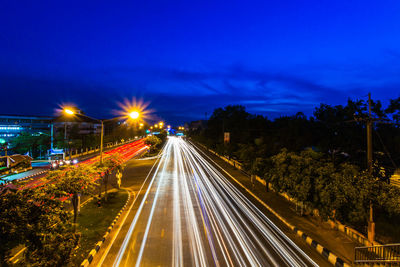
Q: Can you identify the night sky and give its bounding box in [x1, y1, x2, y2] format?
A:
[1, 1, 400, 124]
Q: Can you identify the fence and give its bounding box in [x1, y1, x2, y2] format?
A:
[355, 244, 400, 264]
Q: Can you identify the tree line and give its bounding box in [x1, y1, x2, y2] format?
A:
[190, 96, 400, 238]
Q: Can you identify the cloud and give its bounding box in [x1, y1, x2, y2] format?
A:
[1, 62, 399, 124]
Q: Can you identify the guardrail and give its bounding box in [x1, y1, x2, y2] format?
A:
[355, 244, 400, 264]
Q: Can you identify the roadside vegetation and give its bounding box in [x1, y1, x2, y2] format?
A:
[144, 133, 165, 156]
[190, 96, 400, 243]
[0, 153, 126, 266]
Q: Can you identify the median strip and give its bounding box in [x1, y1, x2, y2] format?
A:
[79, 190, 131, 267]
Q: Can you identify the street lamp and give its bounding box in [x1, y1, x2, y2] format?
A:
[63, 108, 76, 159]
[129, 111, 140, 120]
[64, 108, 75, 115]
[63, 108, 140, 165]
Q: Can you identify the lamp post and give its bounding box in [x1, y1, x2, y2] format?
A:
[63, 108, 140, 165]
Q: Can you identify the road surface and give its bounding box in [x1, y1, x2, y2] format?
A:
[18, 139, 148, 190]
[99, 137, 319, 267]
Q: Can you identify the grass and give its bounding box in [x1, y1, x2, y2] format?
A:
[72, 190, 128, 266]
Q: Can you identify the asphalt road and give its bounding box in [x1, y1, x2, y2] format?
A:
[98, 137, 321, 267]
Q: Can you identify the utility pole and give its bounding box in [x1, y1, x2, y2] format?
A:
[353, 92, 378, 243]
[367, 92, 375, 243]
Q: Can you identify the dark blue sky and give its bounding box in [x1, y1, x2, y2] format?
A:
[1, 1, 400, 124]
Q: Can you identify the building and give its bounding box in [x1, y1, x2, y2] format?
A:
[0, 114, 101, 143]
[0, 115, 53, 142]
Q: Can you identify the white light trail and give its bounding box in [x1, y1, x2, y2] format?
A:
[112, 137, 318, 267]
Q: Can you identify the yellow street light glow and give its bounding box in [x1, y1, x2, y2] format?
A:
[64, 108, 75, 115]
[155, 125, 158, 128]
[150, 126, 153, 129]
[139, 123, 144, 127]
[129, 111, 140, 119]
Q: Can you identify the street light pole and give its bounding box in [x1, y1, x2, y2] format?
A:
[100, 120, 104, 165]
[64, 122, 68, 160]
[63, 108, 140, 166]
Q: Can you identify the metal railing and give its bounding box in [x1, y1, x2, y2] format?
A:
[355, 243, 400, 264]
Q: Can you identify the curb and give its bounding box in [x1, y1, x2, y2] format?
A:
[80, 190, 131, 267]
[194, 141, 351, 267]
[1, 169, 48, 185]
[293, 227, 348, 267]
[17, 170, 48, 182]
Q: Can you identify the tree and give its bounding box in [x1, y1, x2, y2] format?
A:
[9, 132, 50, 158]
[50, 165, 97, 224]
[144, 135, 162, 153]
[386, 96, 400, 124]
[0, 185, 79, 266]
[95, 153, 125, 201]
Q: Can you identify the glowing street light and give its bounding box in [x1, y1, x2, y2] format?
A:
[60, 102, 146, 164]
[129, 111, 140, 119]
[64, 108, 75, 115]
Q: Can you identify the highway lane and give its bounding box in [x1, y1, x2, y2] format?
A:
[104, 137, 319, 267]
[0, 140, 147, 188]
[19, 139, 148, 190]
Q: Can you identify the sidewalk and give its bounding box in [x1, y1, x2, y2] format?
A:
[199, 145, 358, 265]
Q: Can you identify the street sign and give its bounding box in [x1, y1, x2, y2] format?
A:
[224, 132, 230, 143]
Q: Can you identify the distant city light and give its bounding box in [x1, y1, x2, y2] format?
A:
[0, 126, 21, 130]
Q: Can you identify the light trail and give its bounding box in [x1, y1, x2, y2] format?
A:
[112, 140, 173, 267]
[111, 137, 319, 267]
[19, 139, 147, 191]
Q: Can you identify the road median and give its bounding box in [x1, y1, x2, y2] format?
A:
[77, 189, 131, 266]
